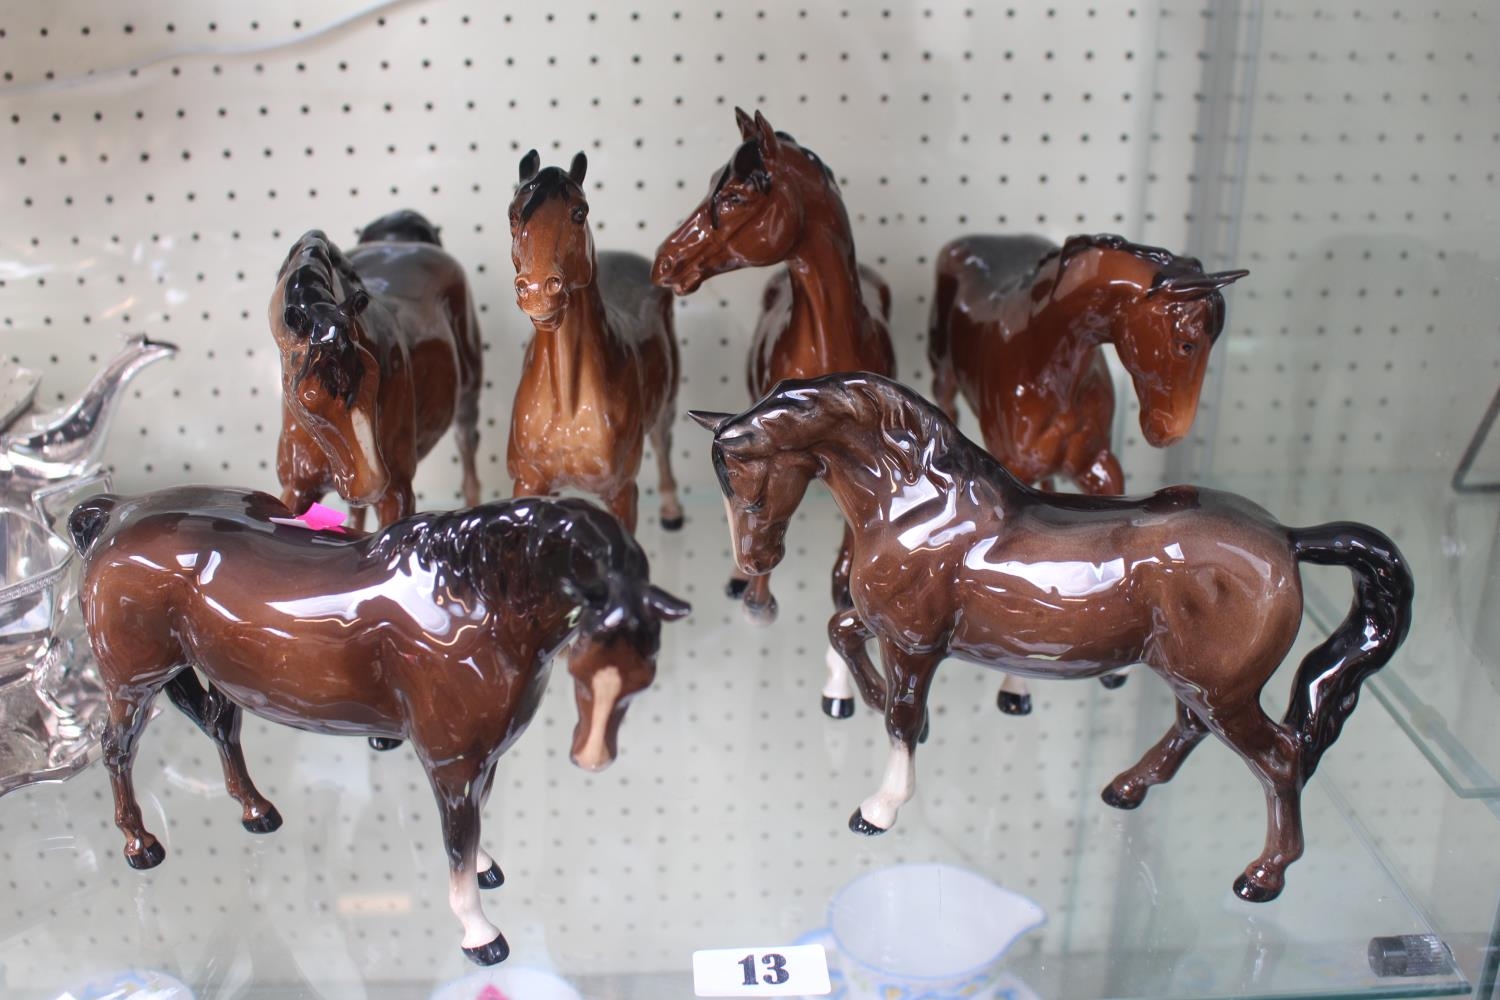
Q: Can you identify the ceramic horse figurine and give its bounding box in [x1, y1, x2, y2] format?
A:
[653, 107, 895, 718]
[69, 487, 690, 966]
[928, 233, 1248, 715]
[691, 372, 1413, 902]
[508, 151, 683, 534]
[271, 209, 484, 529]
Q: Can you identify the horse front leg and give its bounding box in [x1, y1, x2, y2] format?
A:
[849, 641, 941, 835]
[374, 481, 415, 528]
[164, 671, 281, 832]
[455, 406, 482, 509]
[475, 763, 504, 890]
[825, 608, 885, 719]
[102, 684, 167, 869]
[603, 480, 640, 536]
[426, 757, 508, 965]
[738, 573, 778, 625]
[997, 674, 1033, 715]
[1102, 698, 1208, 809]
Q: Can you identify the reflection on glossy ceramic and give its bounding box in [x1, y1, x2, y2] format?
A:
[271, 210, 483, 529]
[813, 864, 1044, 1000]
[928, 234, 1247, 716]
[0, 335, 176, 512]
[69, 486, 689, 966]
[652, 108, 896, 643]
[431, 964, 583, 1000]
[693, 372, 1414, 902]
[507, 151, 683, 534]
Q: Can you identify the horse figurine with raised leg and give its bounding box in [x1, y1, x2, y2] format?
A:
[508, 151, 683, 534]
[70, 487, 689, 965]
[692, 372, 1412, 902]
[653, 107, 895, 720]
[272, 209, 484, 529]
[928, 233, 1248, 715]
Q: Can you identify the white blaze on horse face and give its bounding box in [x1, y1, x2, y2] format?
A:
[859, 742, 916, 831]
[574, 665, 622, 771]
[823, 645, 855, 701]
[723, 497, 751, 574]
[350, 410, 382, 483]
[448, 867, 501, 949]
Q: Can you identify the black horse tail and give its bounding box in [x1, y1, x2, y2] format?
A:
[358, 208, 442, 247]
[1282, 521, 1414, 782]
[68, 494, 120, 556]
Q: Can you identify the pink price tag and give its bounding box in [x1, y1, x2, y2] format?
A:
[298, 502, 348, 532]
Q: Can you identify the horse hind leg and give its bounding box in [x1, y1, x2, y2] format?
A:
[164, 671, 282, 833]
[650, 410, 684, 531]
[101, 679, 168, 869]
[1102, 698, 1209, 809]
[825, 608, 887, 720]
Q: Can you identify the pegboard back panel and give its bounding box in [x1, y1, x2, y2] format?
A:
[0, 0, 1199, 507]
[1201, 3, 1500, 480]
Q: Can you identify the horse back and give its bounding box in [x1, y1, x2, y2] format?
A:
[598, 250, 679, 422]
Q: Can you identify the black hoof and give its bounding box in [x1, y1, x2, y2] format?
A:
[1233, 874, 1282, 903]
[126, 840, 166, 870]
[477, 862, 505, 889]
[997, 691, 1033, 716]
[1099, 672, 1128, 690]
[725, 578, 749, 599]
[463, 931, 511, 966]
[661, 513, 685, 531]
[848, 808, 888, 836]
[1101, 784, 1143, 810]
[822, 696, 855, 719]
[918, 710, 931, 745]
[242, 806, 284, 834]
[368, 737, 403, 752]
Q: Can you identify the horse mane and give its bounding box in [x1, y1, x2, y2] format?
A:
[277, 231, 370, 406]
[1038, 233, 1229, 342]
[365, 497, 635, 605]
[514, 166, 583, 224]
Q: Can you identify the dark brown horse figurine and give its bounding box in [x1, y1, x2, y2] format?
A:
[272, 209, 483, 528]
[508, 152, 683, 534]
[653, 109, 896, 654]
[69, 487, 689, 965]
[691, 373, 1412, 902]
[928, 233, 1247, 714]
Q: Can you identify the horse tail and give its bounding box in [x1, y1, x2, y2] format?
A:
[68, 494, 120, 555]
[358, 209, 442, 247]
[1282, 521, 1414, 781]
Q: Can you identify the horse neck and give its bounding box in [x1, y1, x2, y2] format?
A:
[1019, 255, 1136, 399]
[530, 280, 613, 418]
[783, 192, 870, 365]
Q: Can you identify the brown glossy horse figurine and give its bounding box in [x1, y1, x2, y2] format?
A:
[70, 487, 689, 966]
[508, 151, 682, 534]
[272, 209, 483, 529]
[692, 372, 1413, 903]
[929, 233, 1247, 714]
[653, 109, 895, 652]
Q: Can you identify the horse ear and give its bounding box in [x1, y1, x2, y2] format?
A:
[646, 585, 692, 621]
[343, 288, 370, 316]
[569, 151, 588, 186]
[1153, 268, 1250, 299]
[734, 106, 756, 139]
[752, 110, 781, 156]
[687, 410, 734, 432]
[519, 149, 541, 183]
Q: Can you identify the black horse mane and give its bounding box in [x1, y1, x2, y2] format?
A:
[1043, 233, 1229, 343]
[515, 166, 584, 224]
[365, 497, 640, 606]
[278, 231, 369, 406]
[730, 373, 1014, 492]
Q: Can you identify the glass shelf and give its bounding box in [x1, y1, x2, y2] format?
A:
[1207, 470, 1500, 804]
[0, 494, 1467, 1000]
